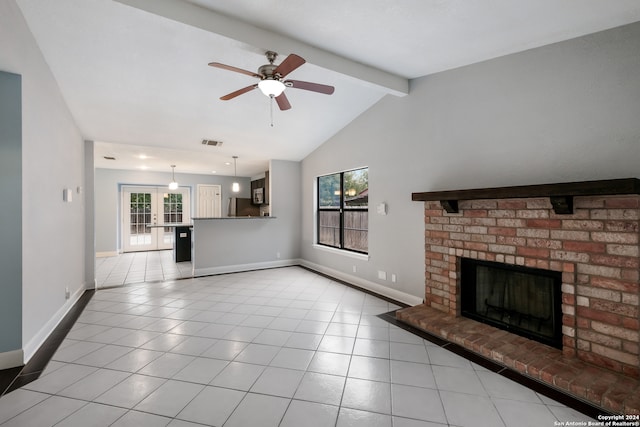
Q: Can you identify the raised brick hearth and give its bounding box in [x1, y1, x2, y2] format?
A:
[401, 180, 640, 414]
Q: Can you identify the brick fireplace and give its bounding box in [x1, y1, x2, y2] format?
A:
[397, 179, 640, 413]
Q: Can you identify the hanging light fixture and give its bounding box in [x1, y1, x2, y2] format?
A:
[168, 165, 178, 190]
[231, 156, 240, 193]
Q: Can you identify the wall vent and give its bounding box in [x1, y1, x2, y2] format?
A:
[202, 139, 223, 147]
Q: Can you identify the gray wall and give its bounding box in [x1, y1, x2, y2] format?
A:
[95, 168, 252, 253]
[193, 159, 302, 274]
[301, 22, 640, 301]
[0, 71, 23, 357]
[0, 0, 86, 362]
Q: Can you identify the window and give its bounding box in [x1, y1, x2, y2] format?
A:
[317, 167, 368, 254]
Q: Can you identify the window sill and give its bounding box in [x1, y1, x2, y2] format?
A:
[313, 244, 369, 261]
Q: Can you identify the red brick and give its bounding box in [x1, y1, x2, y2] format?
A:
[590, 277, 638, 293]
[562, 241, 606, 253]
[577, 317, 590, 328]
[429, 230, 450, 240]
[605, 197, 640, 209]
[517, 247, 550, 258]
[590, 300, 638, 318]
[536, 259, 549, 270]
[622, 366, 640, 381]
[591, 254, 639, 269]
[425, 209, 443, 217]
[562, 294, 575, 305]
[425, 252, 444, 261]
[621, 269, 640, 282]
[527, 219, 562, 228]
[464, 209, 488, 217]
[579, 350, 623, 375]
[488, 226, 516, 236]
[622, 317, 640, 330]
[577, 306, 622, 325]
[463, 242, 488, 252]
[497, 200, 526, 209]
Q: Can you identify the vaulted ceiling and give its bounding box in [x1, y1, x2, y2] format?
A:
[16, 0, 640, 177]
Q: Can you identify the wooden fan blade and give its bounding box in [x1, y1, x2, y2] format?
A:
[287, 80, 335, 95]
[273, 54, 305, 78]
[220, 84, 258, 100]
[208, 62, 261, 79]
[275, 92, 291, 110]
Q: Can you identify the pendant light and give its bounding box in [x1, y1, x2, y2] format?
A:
[168, 165, 178, 190]
[231, 156, 240, 193]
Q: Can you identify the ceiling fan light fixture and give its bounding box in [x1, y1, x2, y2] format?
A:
[258, 78, 285, 97]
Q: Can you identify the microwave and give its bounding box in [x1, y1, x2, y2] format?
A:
[253, 187, 264, 204]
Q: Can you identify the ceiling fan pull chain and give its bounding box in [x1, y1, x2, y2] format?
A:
[270, 95, 275, 127]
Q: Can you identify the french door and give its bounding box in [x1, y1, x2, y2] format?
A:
[122, 186, 190, 253]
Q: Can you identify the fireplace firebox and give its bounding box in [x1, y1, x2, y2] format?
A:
[461, 258, 563, 349]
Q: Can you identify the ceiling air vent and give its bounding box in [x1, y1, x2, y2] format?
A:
[103, 156, 116, 160]
[202, 139, 223, 147]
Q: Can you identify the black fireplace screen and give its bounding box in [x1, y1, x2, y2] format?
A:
[461, 258, 563, 349]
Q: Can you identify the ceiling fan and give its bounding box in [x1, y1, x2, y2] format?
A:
[208, 51, 335, 111]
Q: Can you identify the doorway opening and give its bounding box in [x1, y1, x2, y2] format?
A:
[122, 185, 190, 253]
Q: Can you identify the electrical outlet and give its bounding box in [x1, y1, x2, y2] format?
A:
[352, 265, 357, 273]
[391, 274, 397, 283]
[378, 270, 387, 280]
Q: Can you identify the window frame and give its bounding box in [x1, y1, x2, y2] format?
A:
[316, 167, 368, 255]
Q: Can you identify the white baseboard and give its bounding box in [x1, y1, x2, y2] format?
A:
[0, 349, 24, 370]
[96, 251, 118, 258]
[300, 260, 423, 306]
[194, 259, 301, 277]
[22, 286, 85, 364]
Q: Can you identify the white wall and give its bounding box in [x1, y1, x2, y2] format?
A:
[94, 168, 253, 254]
[301, 22, 640, 303]
[0, 0, 86, 363]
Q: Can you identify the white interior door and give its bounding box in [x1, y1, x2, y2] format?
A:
[122, 186, 190, 252]
[197, 184, 222, 218]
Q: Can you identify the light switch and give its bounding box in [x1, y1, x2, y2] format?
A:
[376, 203, 387, 215]
[63, 188, 73, 202]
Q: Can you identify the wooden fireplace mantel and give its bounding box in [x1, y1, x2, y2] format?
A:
[412, 178, 640, 214]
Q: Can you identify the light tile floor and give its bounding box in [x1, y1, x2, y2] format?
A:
[96, 251, 192, 287]
[0, 266, 594, 426]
